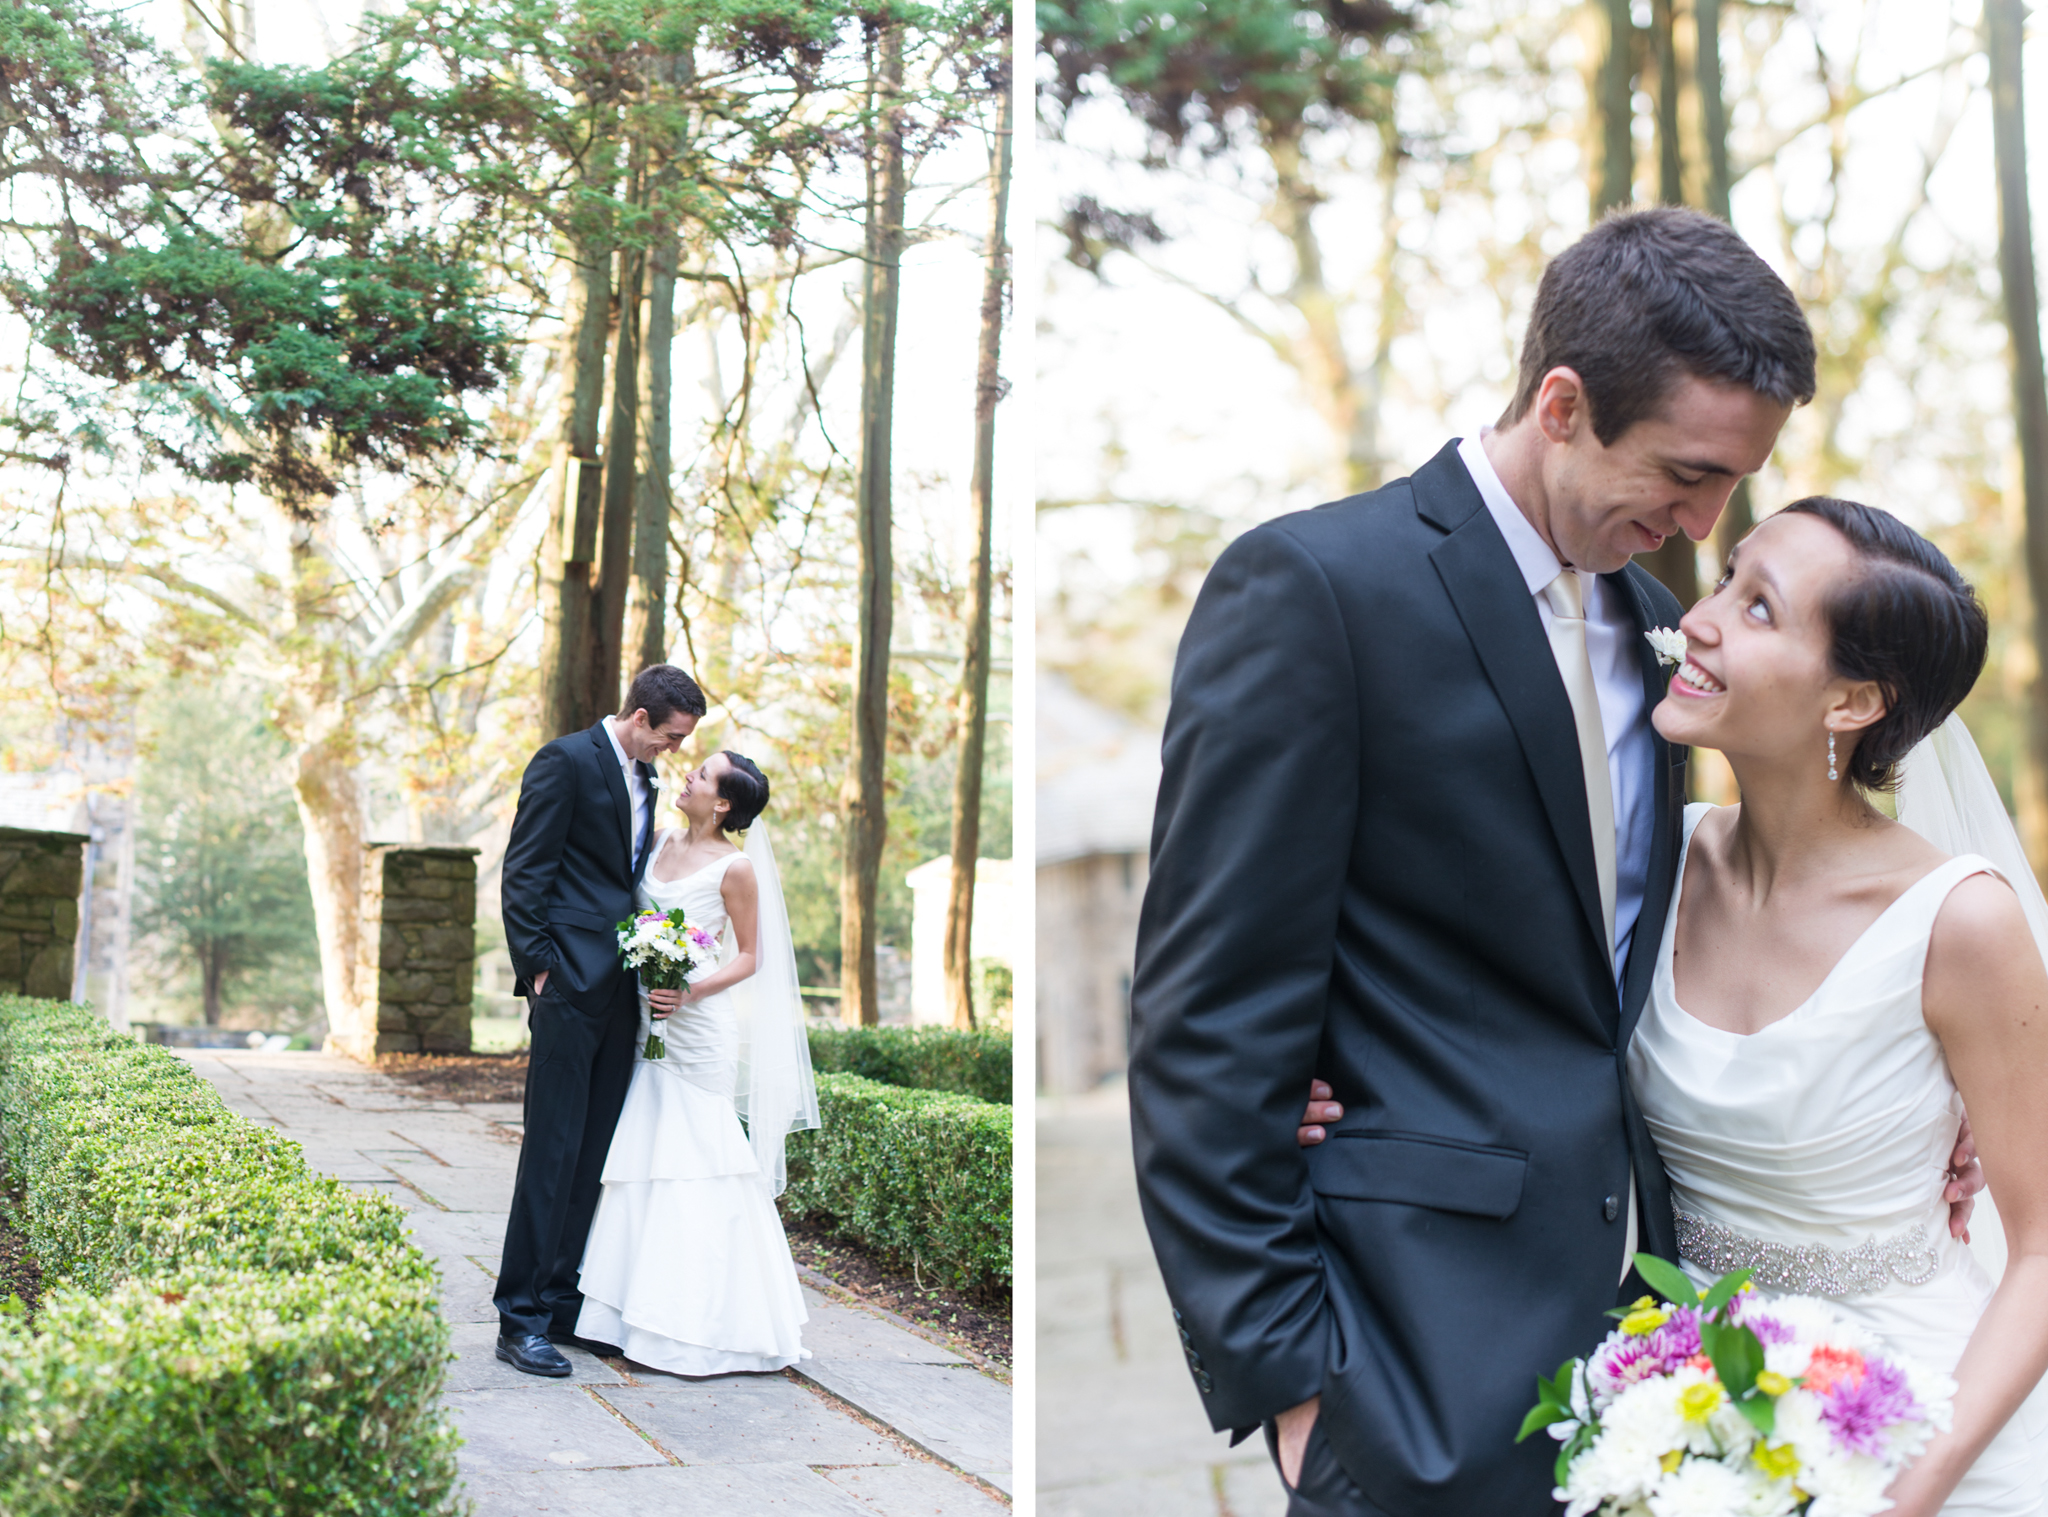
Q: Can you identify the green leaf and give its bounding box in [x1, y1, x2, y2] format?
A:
[1553, 1422, 1595, 1486]
[1699, 1318, 1765, 1399]
[1631, 1252, 1702, 1307]
[1699, 1267, 1753, 1319]
[1734, 1391, 1776, 1438]
[1516, 1401, 1570, 1442]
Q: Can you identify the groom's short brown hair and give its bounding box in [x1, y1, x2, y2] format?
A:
[1502, 205, 1817, 445]
[622, 665, 707, 726]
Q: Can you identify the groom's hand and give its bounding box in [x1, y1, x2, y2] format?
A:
[1275, 1394, 1320, 1489]
[1947, 1111, 1984, 1240]
[533, 971, 548, 995]
[1296, 1081, 1344, 1146]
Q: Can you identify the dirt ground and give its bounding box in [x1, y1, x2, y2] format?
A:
[377, 1051, 1013, 1366]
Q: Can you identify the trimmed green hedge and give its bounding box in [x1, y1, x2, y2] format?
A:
[782, 1072, 1011, 1292]
[805, 1024, 1012, 1105]
[0, 995, 459, 1516]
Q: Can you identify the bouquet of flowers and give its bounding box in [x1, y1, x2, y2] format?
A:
[1520, 1253, 1953, 1517]
[615, 908, 721, 1059]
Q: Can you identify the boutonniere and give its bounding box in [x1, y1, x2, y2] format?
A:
[1644, 627, 1687, 669]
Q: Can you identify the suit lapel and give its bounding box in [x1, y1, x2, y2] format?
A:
[1609, 567, 1685, 1046]
[590, 721, 635, 868]
[1420, 454, 1611, 989]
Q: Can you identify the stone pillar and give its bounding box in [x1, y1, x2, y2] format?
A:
[331, 845, 479, 1059]
[0, 827, 88, 1001]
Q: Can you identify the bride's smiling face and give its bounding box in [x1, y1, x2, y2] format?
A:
[675, 752, 734, 828]
[1651, 511, 1885, 766]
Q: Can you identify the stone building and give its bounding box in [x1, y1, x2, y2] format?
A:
[0, 827, 87, 1000]
[1036, 676, 1161, 1095]
[330, 844, 480, 1059]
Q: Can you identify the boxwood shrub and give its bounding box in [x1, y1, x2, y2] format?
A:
[804, 1024, 1012, 1105]
[0, 995, 459, 1516]
[782, 1072, 1011, 1292]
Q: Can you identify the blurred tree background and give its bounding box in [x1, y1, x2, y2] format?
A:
[132, 683, 323, 1031]
[1040, 0, 2048, 867]
[0, 0, 1016, 1038]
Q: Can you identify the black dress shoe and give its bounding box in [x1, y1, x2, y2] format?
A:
[496, 1332, 572, 1377]
[548, 1330, 624, 1357]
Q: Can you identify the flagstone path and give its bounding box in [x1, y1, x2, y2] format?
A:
[1038, 1081, 1282, 1517]
[179, 1049, 1011, 1516]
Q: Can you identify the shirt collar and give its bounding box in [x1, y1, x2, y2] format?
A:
[1457, 430, 1571, 599]
[601, 715, 634, 770]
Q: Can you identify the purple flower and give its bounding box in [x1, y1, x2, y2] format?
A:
[1822, 1358, 1922, 1457]
[1589, 1334, 1664, 1396]
[1732, 1305, 1794, 1346]
[1643, 1310, 1701, 1369]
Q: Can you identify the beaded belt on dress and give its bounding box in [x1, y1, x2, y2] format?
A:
[1673, 1208, 1944, 1297]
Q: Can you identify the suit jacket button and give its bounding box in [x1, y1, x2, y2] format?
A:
[1195, 1370, 1214, 1394]
[1604, 1194, 1621, 1222]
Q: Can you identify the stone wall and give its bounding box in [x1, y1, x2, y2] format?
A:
[334, 845, 479, 1059]
[0, 827, 86, 1001]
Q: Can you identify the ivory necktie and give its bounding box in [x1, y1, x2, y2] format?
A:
[1543, 571, 1617, 952]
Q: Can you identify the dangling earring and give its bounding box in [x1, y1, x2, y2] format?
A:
[1827, 730, 1838, 782]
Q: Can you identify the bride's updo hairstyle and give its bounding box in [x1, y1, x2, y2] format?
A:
[1778, 496, 1987, 791]
[716, 753, 769, 834]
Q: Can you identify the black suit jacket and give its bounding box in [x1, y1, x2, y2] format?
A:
[1128, 443, 1686, 1515]
[502, 720, 656, 1015]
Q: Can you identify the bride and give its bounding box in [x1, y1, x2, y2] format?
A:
[573, 749, 821, 1375]
[1630, 496, 2048, 1514]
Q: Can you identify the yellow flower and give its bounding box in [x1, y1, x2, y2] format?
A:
[1620, 1297, 1672, 1336]
[1678, 1382, 1723, 1423]
[1755, 1371, 1792, 1398]
[1753, 1442, 1801, 1481]
[1660, 1449, 1684, 1474]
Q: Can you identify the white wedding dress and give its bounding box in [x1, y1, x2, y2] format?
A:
[574, 841, 810, 1374]
[1630, 803, 2048, 1514]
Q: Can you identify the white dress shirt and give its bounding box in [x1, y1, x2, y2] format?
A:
[601, 716, 651, 868]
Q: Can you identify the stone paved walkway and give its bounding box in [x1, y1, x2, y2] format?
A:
[1038, 1082, 1282, 1517]
[180, 1050, 1011, 1515]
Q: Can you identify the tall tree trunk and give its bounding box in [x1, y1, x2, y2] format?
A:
[1640, 0, 1700, 608]
[293, 727, 370, 1054]
[277, 532, 376, 1056]
[628, 227, 675, 676]
[596, 227, 646, 713]
[944, 69, 1012, 1032]
[841, 24, 907, 1027]
[1594, 0, 1636, 215]
[1694, 0, 1754, 563]
[1989, 0, 2048, 878]
[1267, 135, 1375, 493]
[540, 248, 612, 738]
[202, 942, 224, 1026]
[1653, 0, 1683, 207]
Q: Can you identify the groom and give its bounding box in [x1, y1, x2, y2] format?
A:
[493, 664, 706, 1377]
[1128, 208, 1817, 1513]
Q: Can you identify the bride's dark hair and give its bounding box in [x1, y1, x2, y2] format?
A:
[1779, 496, 1987, 791]
[716, 752, 769, 833]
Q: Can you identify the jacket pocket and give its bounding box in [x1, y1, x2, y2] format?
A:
[552, 905, 615, 931]
[1307, 1131, 1528, 1220]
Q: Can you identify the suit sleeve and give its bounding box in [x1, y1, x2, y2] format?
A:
[502, 742, 574, 991]
[1128, 522, 1361, 1434]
